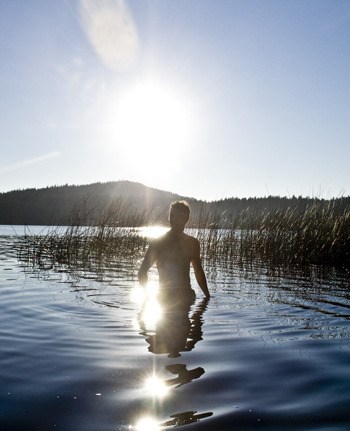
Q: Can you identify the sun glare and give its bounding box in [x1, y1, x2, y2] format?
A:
[112, 81, 194, 181]
[141, 296, 162, 330]
[144, 374, 169, 398]
[134, 416, 160, 431]
[130, 286, 145, 305]
[137, 226, 168, 239]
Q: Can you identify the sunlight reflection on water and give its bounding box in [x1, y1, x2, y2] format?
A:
[1, 228, 350, 430]
[137, 226, 168, 239]
[134, 416, 161, 431]
[130, 282, 163, 331]
[130, 286, 146, 304]
[144, 374, 170, 399]
[140, 298, 163, 331]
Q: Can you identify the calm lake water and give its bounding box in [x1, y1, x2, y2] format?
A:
[1, 225, 350, 431]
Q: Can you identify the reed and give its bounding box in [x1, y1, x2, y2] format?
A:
[199, 199, 350, 268]
[19, 198, 350, 272]
[18, 202, 148, 271]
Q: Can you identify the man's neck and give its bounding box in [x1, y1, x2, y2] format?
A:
[169, 226, 185, 236]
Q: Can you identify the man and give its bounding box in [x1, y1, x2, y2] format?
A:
[138, 201, 210, 304]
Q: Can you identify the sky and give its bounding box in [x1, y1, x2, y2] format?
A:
[1, 0, 349, 201]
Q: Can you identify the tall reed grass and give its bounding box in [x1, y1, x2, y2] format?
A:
[18, 202, 148, 271]
[197, 200, 350, 269]
[243, 200, 350, 267]
[19, 199, 350, 272]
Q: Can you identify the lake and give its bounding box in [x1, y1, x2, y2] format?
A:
[1, 225, 350, 430]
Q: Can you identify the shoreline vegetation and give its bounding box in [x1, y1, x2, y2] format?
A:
[17, 196, 350, 274]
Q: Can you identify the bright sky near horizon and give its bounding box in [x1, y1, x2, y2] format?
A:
[1, 0, 349, 201]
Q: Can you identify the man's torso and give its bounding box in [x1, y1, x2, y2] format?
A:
[154, 231, 197, 293]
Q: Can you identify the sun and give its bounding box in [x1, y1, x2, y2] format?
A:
[112, 80, 194, 181]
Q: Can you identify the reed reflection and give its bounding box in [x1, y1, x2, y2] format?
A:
[161, 410, 213, 427]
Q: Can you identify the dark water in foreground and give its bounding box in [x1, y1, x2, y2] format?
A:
[1, 226, 350, 430]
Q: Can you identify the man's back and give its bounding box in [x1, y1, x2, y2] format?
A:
[138, 201, 210, 301]
[154, 231, 198, 292]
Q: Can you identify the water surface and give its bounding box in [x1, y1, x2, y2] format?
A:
[1, 226, 350, 430]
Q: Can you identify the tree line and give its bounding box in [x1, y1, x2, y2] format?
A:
[0, 180, 349, 228]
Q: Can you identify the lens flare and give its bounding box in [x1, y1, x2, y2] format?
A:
[80, 0, 139, 71]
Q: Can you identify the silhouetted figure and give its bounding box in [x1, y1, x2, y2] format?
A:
[138, 200, 210, 305]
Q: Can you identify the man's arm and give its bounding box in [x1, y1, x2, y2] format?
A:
[192, 240, 210, 298]
[138, 243, 157, 287]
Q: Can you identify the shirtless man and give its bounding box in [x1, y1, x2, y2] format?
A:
[138, 201, 210, 303]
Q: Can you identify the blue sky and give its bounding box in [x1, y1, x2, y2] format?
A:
[1, 0, 349, 200]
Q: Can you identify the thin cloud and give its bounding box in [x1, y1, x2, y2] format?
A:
[0, 151, 60, 174]
[80, 0, 139, 71]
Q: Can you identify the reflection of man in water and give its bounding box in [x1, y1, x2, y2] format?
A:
[138, 201, 210, 303]
[139, 297, 208, 357]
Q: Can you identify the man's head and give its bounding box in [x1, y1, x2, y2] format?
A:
[169, 200, 190, 231]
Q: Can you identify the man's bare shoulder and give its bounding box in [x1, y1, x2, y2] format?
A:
[153, 231, 170, 243]
[154, 231, 199, 250]
[149, 231, 172, 250]
[183, 232, 199, 243]
[183, 233, 200, 250]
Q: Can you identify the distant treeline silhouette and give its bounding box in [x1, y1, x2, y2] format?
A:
[1, 180, 350, 229]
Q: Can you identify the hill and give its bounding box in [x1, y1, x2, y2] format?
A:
[0, 181, 349, 228]
[0, 181, 194, 226]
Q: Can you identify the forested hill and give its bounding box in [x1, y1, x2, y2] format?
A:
[0, 181, 349, 227]
[0, 181, 189, 226]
